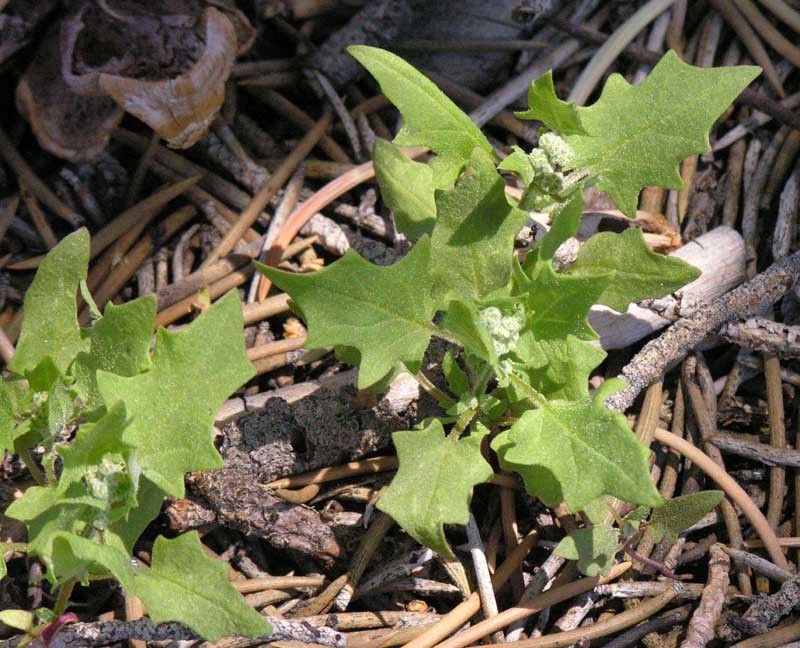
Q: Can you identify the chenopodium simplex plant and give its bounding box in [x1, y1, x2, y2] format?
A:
[258, 47, 758, 569]
[0, 230, 271, 642]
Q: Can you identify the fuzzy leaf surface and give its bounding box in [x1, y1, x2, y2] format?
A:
[348, 45, 493, 187]
[555, 526, 619, 576]
[6, 405, 160, 574]
[441, 300, 496, 364]
[540, 193, 583, 261]
[52, 531, 271, 641]
[442, 351, 470, 396]
[0, 381, 15, 455]
[431, 148, 527, 304]
[564, 52, 759, 216]
[378, 420, 493, 556]
[258, 238, 437, 389]
[515, 255, 609, 341]
[512, 334, 606, 401]
[492, 380, 661, 511]
[568, 228, 700, 312]
[71, 297, 156, 410]
[516, 70, 586, 135]
[97, 292, 254, 497]
[649, 491, 724, 543]
[9, 229, 89, 380]
[373, 139, 436, 240]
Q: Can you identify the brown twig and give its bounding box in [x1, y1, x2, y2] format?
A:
[709, 433, 800, 468]
[732, 0, 800, 67]
[708, 0, 784, 96]
[247, 336, 306, 361]
[731, 622, 800, 648]
[652, 427, 792, 571]
[144, 158, 260, 243]
[20, 183, 58, 250]
[232, 575, 326, 594]
[243, 87, 352, 164]
[499, 473, 523, 601]
[330, 512, 394, 612]
[683, 360, 752, 594]
[8, 177, 200, 272]
[723, 139, 747, 228]
[682, 544, 730, 648]
[764, 354, 787, 540]
[429, 563, 631, 648]
[666, 0, 687, 53]
[478, 587, 680, 648]
[403, 532, 538, 648]
[113, 128, 251, 210]
[266, 457, 398, 490]
[608, 249, 800, 413]
[254, 164, 305, 302]
[202, 111, 332, 268]
[125, 131, 160, 208]
[745, 126, 789, 276]
[87, 205, 197, 316]
[0, 126, 82, 228]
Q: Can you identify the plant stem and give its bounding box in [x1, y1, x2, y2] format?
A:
[17, 446, 46, 486]
[449, 406, 478, 440]
[508, 373, 546, 408]
[559, 169, 590, 197]
[0, 542, 27, 552]
[473, 364, 494, 396]
[53, 578, 76, 616]
[415, 371, 456, 408]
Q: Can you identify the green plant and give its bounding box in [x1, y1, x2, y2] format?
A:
[1, 229, 270, 642]
[258, 47, 758, 565]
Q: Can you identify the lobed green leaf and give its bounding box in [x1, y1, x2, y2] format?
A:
[555, 526, 619, 576]
[377, 420, 493, 556]
[372, 138, 436, 240]
[430, 148, 527, 305]
[259, 238, 437, 390]
[52, 532, 271, 641]
[515, 253, 609, 341]
[568, 228, 701, 312]
[97, 292, 255, 497]
[516, 70, 587, 135]
[348, 45, 493, 187]
[71, 296, 156, 410]
[564, 52, 759, 216]
[511, 334, 606, 401]
[648, 491, 724, 543]
[492, 380, 661, 511]
[9, 229, 90, 383]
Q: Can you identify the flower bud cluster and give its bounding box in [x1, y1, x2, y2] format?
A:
[479, 305, 525, 357]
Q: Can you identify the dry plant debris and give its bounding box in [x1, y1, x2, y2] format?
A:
[1, 1, 800, 646]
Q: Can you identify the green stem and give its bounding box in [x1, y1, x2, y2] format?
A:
[508, 373, 547, 408]
[449, 405, 478, 440]
[431, 326, 461, 347]
[0, 543, 27, 553]
[557, 170, 590, 199]
[416, 370, 457, 409]
[473, 364, 494, 396]
[17, 446, 45, 486]
[53, 578, 76, 616]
